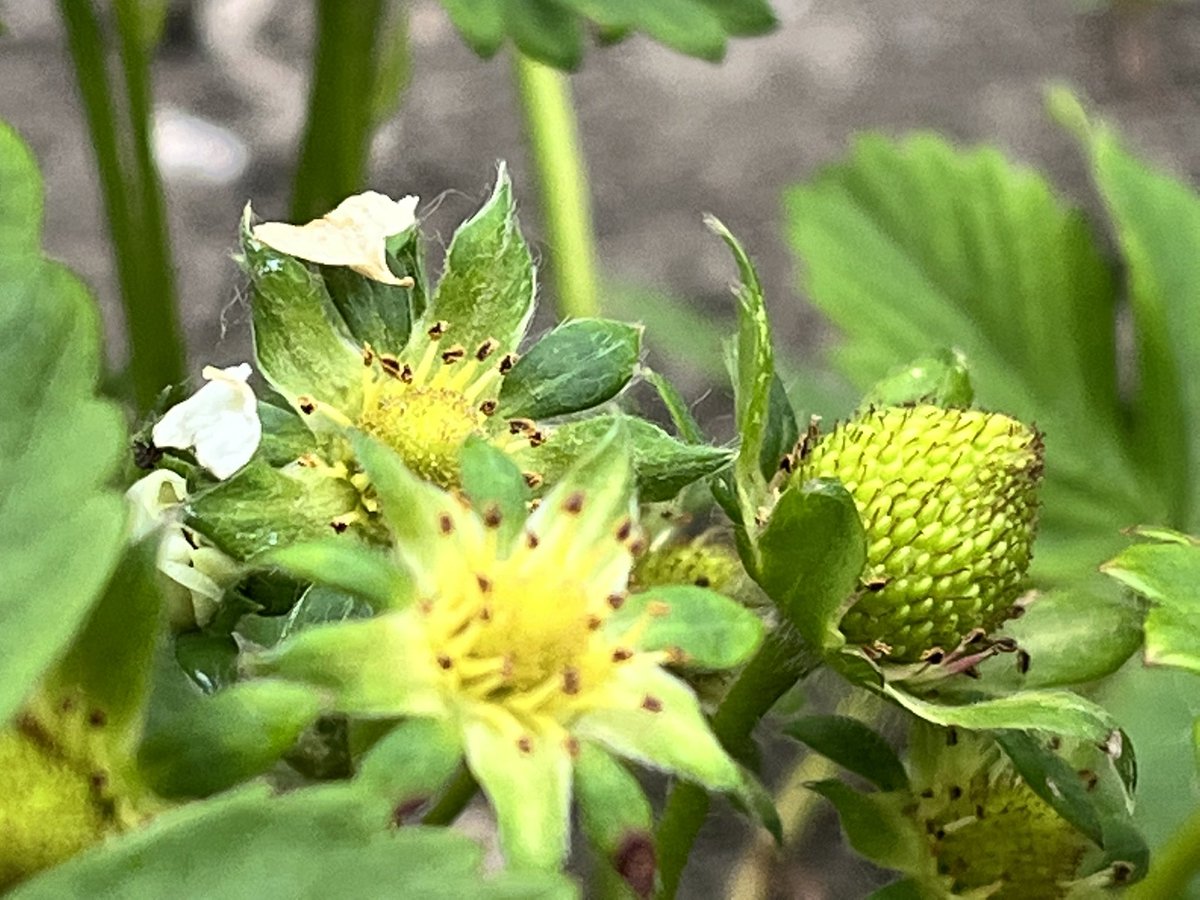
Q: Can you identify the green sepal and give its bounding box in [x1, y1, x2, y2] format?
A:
[8, 784, 577, 899]
[460, 436, 531, 550]
[255, 613, 445, 719]
[257, 541, 414, 612]
[256, 401, 318, 466]
[1102, 534, 1200, 674]
[355, 718, 463, 817]
[137, 677, 324, 798]
[758, 374, 799, 480]
[783, 715, 909, 792]
[320, 258, 412, 355]
[420, 164, 534, 359]
[499, 318, 641, 419]
[463, 717, 572, 870]
[806, 779, 923, 871]
[528, 416, 732, 504]
[608, 584, 763, 669]
[186, 461, 369, 560]
[885, 684, 1120, 745]
[574, 742, 656, 896]
[859, 349, 973, 409]
[756, 478, 866, 654]
[643, 368, 704, 445]
[239, 208, 363, 409]
[236, 584, 373, 649]
[385, 225, 430, 320]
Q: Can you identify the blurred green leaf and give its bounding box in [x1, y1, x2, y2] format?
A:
[784, 714, 909, 792]
[574, 743, 654, 893]
[500, 318, 641, 419]
[1054, 89, 1200, 532]
[138, 680, 324, 798]
[10, 785, 576, 898]
[858, 349, 973, 409]
[785, 133, 1161, 582]
[756, 478, 866, 653]
[355, 718, 462, 812]
[259, 541, 412, 612]
[805, 779, 921, 871]
[0, 122, 127, 726]
[460, 436, 532, 548]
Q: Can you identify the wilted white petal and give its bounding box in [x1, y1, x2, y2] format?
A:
[152, 363, 261, 480]
[253, 191, 418, 285]
[125, 469, 189, 541]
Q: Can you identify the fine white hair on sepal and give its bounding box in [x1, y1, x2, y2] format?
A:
[152, 363, 261, 480]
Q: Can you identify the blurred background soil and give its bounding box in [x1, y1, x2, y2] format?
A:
[1, 1, 1198, 895]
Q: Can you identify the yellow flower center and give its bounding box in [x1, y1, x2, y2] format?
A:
[359, 383, 483, 487]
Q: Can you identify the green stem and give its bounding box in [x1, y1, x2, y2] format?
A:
[58, 0, 185, 410]
[1127, 805, 1200, 899]
[291, 0, 386, 221]
[512, 53, 599, 319]
[655, 631, 817, 898]
[422, 766, 478, 826]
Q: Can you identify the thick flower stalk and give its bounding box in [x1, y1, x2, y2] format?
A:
[255, 424, 764, 873]
[790, 404, 1043, 663]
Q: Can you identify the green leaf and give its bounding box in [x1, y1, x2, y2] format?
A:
[805, 779, 922, 871]
[785, 132, 1160, 583]
[573, 742, 656, 894]
[10, 785, 576, 898]
[463, 716, 573, 870]
[354, 718, 463, 813]
[0, 122, 127, 726]
[320, 262, 413, 355]
[865, 880, 925, 900]
[239, 209, 363, 409]
[439, 0, 505, 57]
[528, 416, 731, 503]
[1103, 535, 1200, 673]
[500, 318, 641, 419]
[258, 541, 413, 612]
[710, 216, 774, 532]
[642, 368, 704, 445]
[609, 584, 763, 669]
[421, 163, 534, 358]
[137, 680, 324, 798]
[460, 435, 532, 549]
[504, 0, 584, 71]
[978, 582, 1144, 690]
[885, 684, 1120, 744]
[756, 478, 866, 653]
[1054, 89, 1200, 532]
[186, 460, 368, 560]
[558, 0, 727, 62]
[858, 349, 973, 409]
[783, 715, 909, 792]
[694, 0, 777, 35]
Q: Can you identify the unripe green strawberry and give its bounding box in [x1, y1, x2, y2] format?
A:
[914, 763, 1087, 898]
[632, 539, 743, 594]
[792, 405, 1043, 662]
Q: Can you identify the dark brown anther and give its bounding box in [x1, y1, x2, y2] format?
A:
[441, 345, 466, 364]
[299, 399, 316, 415]
[89, 771, 108, 791]
[438, 513, 454, 535]
[964, 628, 987, 645]
[948, 785, 963, 800]
[975, 804, 985, 819]
[427, 320, 448, 339]
[525, 530, 540, 549]
[523, 472, 544, 489]
[362, 344, 375, 366]
[565, 737, 581, 758]
[864, 577, 888, 592]
[615, 834, 656, 900]
[921, 648, 945, 665]
[628, 537, 647, 556]
[528, 430, 546, 448]
[479, 399, 498, 416]
[475, 574, 493, 593]
[330, 520, 349, 534]
[475, 339, 499, 361]
[508, 418, 536, 435]
[380, 355, 402, 378]
[132, 439, 162, 470]
[919, 789, 935, 799]
[400, 363, 414, 383]
[778, 454, 794, 475]
[607, 593, 626, 610]
[641, 695, 663, 713]
[694, 575, 711, 587]
[483, 505, 503, 528]
[498, 353, 519, 375]
[479, 607, 493, 622]
[586, 615, 601, 631]
[1016, 649, 1031, 674]
[993, 637, 1019, 652]
[612, 648, 633, 662]
[1048, 736, 1062, 751]
[563, 491, 585, 514]
[562, 668, 581, 695]
[437, 654, 453, 670]
[88, 709, 107, 728]
[517, 735, 533, 754]
[1111, 862, 1135, 885]
[615, 518, 633, 541]
[1080, 770, 1100, 791]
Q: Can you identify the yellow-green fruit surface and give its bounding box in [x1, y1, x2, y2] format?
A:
[794, 405, 1043, 662]
[632, 541, 742, 594]
[0, 728, 110, 889]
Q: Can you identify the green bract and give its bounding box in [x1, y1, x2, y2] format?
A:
[164, 166, 729, 561]
[253, 424, 764, 873]
[792, 405, 1044, 663]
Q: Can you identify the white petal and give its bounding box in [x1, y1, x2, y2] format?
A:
[152, 363, 261, 480]
[125, 469, 189, 541]
[253, 191, 418, 285]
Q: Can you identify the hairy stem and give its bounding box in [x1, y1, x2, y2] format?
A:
[291, 0, 387, 221]
[1127, 805, 1200, 899]
[656, 631, 817, 898]
[512, 53, 599, 319]
[59, 0, 185, 410]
